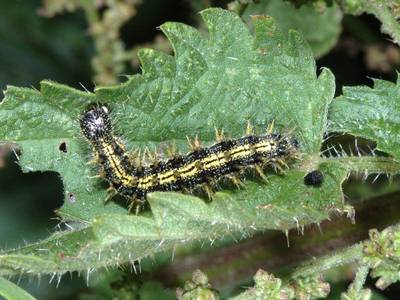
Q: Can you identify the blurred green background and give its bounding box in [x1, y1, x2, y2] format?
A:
[1, 0, 400, 299]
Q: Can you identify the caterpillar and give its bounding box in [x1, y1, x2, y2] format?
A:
[80, 106, 299, 208]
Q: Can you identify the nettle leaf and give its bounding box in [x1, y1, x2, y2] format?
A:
[0, 84, 127, 221]
[0, 8, 349, 275]
[329, 78, 400, 160]
[243, 0, 343, 58]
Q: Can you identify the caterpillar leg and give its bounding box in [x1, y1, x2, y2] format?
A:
[203, 184, 215, 200]
[128, 197, 146, 214]
[129, 149, 142, 169]
[187, 135, 202, 151]
[88, 169, 106, 180]
[267, 121, 275, 134]
[270, 159, 286, 174]
[227, 173, 246, 189]
[86, 158, 98, 165]
[246, 121, 254, 135]
[104, 187, 118, 204]
[276, 158, 289, 169]
[166, 143, 178, 157]
[144, 147, 160, 165]
[254, 164, 268, 182]
[199, 178, 218, 200]
[214, 128, 225, 142]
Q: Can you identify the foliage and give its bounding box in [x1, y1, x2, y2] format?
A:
[177, 270, 220, 300]
[285, 0, 400, 45]
[0, 277, 36, 300]
[0, 7, 350, 275]
[339, 0, 400, 45]
[329, 79, 400, 159]
[1, 0, 400, 299]
[363, 226, 400, 290]
[242, 0, 343, 57]
[230, 224, 400, 299]
[40, 0, 143, 85]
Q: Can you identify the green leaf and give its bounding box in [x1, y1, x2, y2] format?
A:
[0, 277, 36, 300]
[0, 84, 127, 221]
[340, 0, 400, 46]
[242, 0, 343, 58]
[0, 8, 350, 275]
[98, 10, 335, 153]
[329, 78, 400, 159]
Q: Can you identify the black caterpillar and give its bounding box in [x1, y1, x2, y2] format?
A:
[80, 106, 299, 206]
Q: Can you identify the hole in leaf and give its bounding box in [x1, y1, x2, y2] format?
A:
[67, 192, 76, 203]
[59, 142, 67, 153]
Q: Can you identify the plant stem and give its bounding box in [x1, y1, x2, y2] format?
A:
[291, 243, 363, 278]
[155, 190, 400, 292]
[353, 265, 369, 293]
[80, 1, 99, 25]
[325, 156, 400, 174]
[79, 1, 140, 85]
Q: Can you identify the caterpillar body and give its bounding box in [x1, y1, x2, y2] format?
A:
[80, 106, 299, 207]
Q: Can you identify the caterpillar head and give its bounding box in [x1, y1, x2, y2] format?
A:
[80, 106, 112, 141]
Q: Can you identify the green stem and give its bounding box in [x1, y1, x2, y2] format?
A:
[291, 243, 363, 278]
[156, 191, 400, 291]
[79, 1, 132, 85]
[353, 265, 369, 293]
[300, 154, 400, 175]
[325, 156, 400, 174]
[80, 1, 99, 25]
